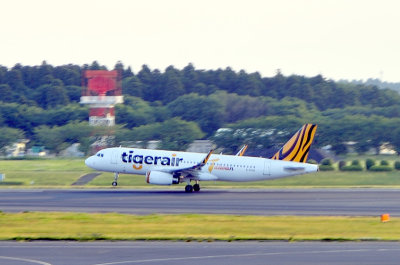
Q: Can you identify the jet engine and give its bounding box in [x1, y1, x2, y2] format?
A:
[146, 171, 179, 185]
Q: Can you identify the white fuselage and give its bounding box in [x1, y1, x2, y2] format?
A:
[85, 147, 318, 183]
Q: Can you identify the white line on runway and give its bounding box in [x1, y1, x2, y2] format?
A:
[0, 256, 52, 265]
[92, 248, 388, 265]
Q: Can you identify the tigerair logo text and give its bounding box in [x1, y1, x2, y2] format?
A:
[208, 158, 233, 172]
[122, 151, 183, 170]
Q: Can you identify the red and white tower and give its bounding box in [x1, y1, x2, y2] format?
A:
[80, 70, 124, 126]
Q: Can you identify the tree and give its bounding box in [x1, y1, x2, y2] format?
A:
[122, 76, 143, 98]
[158, 118, 204, 150]
[0, 127, 24, 155]
[217, 67, 238, 92]
[5, 69, 26, 91]
[0, 84, 14, 102]
[0, 103, 44, 136]
[182, 63, 198, 93]
[65, 85, 83, 102]
[212, 127, 275, 154]
[367, 116, 392, 155]
[114, 61, 124, 73]
[137, 66, 164, 102]
[34, 125, 68, 155]
[33, 122, 94, 155]
[167, 93, 224, 135]
[120, 118, 204, 150]
[37, 61, 54, 83]
[161, 66, 185, 103]
[387, 119, 400, 154]
[89, 61, 106, 70]
[0, 66, 7, 84]
[123, 66, 134, 79]
[214, 91, 272, 123]
[264, 70, 286, 99]
[235, 71, 264, 96]
[115, 97, 157, 128]
[53, 65, 81, 86]
[35, 82, 69, 109]
[44, 104, 88, 127]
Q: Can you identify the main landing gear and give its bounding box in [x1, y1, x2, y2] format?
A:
[185, 181, 201, 193]
[112, 172, 119, 186]
[193, 183, 200, 192]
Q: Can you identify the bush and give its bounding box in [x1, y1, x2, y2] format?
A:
[319, 165, 335, 171]
[395, 161, 400, 170]
[380, 160, 389, 166]
[365, 159, 375, 170]
[351, 160, 361, 166]
[320, 158, 333, 166]
[307, 159, 317, 164]
[338, 161, 346, 171]
[341, 165, 363, 171]
[369, 165, 393, 172]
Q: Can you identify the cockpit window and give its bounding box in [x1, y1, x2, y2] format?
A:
[96, 153, 104, 157]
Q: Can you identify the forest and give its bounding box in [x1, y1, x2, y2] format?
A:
[1, 61, 400, 156]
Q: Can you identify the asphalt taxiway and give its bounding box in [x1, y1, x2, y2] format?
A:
[0, 188, 399, 216]
[1, 241, 400, 265]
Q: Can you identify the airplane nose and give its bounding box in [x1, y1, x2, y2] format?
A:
[85, 156, 95, 168]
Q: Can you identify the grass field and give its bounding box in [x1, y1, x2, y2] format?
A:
[0, 159, 91, 186]
[1, 158, 400, 188]
[0, 212, 398, 241]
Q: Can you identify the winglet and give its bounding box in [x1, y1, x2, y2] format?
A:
[200, 149, 214, 166]
[271, 124, 317, 163]
[235, 145, 248, 156]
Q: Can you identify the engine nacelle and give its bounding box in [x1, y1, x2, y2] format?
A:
[146, 171, 179, 185]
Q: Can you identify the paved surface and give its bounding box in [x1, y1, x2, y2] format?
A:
[72, 173, 102, 186]
[1, 241, 400, 265]
[0, 188, 400, 216]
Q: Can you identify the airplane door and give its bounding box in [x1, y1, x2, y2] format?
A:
[263, 160, 270, 175]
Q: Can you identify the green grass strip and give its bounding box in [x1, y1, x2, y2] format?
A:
[0, 212, 399, 241]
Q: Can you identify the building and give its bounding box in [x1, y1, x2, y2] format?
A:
[80, 70, 124, 126]
[5, 139, 29, 157]
[80, 70, 124, 152]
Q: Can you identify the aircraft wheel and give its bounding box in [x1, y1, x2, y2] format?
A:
[193, 183, 200, 192]
[185, 185, 193, 193]
[112, 181, 118, 186]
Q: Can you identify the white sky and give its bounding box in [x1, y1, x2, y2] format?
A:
[1, 0, 400, 82]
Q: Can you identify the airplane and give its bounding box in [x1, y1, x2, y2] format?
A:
[85, 124, 318, 192]
[235, 144, 248, 156]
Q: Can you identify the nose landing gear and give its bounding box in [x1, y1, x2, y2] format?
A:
[112, 172, 119, 186]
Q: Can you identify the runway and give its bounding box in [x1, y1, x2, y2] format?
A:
[1, 241, 400, 265]
[2, 189, 400, 264]
[0, 188, 399, 216]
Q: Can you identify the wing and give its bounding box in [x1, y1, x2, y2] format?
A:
[165, 149, 214, 177]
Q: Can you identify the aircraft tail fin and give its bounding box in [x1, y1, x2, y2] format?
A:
[271, 124, 317, 163]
